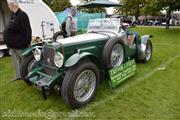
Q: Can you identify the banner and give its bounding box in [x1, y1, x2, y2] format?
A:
[109, 59, 136, 88]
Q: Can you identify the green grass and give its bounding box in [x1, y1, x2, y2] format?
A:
[0, 27, 180, 120]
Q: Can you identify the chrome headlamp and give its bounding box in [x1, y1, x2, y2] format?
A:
[54, 52, 64, 68]
[33, 48, 41, 61]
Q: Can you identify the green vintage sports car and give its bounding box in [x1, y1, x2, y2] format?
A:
[21, 18, 153, 109]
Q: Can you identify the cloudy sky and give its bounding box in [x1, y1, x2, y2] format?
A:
[70, 0, 119, 14]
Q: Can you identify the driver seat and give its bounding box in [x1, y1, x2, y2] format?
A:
[127, 34, 135, 45]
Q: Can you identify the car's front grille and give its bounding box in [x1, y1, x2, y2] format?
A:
[43, 46, 56, 75]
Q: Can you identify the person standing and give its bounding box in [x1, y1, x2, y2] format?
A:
[65, 8, 77, 37]
[3, 0, 32, 80]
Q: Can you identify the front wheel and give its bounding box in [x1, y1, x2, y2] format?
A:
[20, 54, 39, 84]
[0, 51, 5, 58]
[61, 60, 100, 109]
[8, 49, 12, 56]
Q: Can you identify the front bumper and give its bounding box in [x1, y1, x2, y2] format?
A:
[26, 66, 63, 99]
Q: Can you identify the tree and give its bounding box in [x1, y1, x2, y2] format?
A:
[43, 0, 72, 12]
[115, 0, 146, 20]
[77, 7, 107, 13]
[77, 0, 107, 13]
[143, 0, 180, 29]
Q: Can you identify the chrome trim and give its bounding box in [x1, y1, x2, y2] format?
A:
[137, 35, 151, 60]
[33, 48, 41, 61]
[54, 52, 64, 68]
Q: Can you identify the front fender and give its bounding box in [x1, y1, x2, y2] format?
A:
[65, 52, 98, 68]
[137, 35, 152, 60]
[22, 45, 43, 57]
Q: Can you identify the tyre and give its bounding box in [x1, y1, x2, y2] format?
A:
[132, 22, 136, 27]
[102, 37, 125, 69]
[8, 49, 12, 56]
[20, 54, 39, 84]
[53, 31, 65, 41]
[143, 40, 153, 63]
[61, 60, 100, 109]
[0, 51, 5, 58]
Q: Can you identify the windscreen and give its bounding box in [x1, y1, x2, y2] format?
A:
[87, 18, 120, 33]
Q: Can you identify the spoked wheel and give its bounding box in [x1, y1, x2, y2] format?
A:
[53, 31, 65, 41]
[61, 60, 100, 109]
[102, 37, 125, 69]
[27, 58, 38, 73]
[110, 43, 124, 67]
[143, 40, 153, 63]
[74, 70, 96, 102]
[0, 51, 5, 58]
[8, 49, 12, 56]
[20, 54, 39, 85]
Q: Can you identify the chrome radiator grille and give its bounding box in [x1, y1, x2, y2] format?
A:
[43, 46, 55, 75]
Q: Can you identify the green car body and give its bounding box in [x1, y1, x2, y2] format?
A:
[21, 18, 153, 109]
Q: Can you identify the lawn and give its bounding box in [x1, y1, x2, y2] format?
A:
[0, 27, 180, 120]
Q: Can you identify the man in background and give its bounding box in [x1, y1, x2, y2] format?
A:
[65, 8, 77, 37]
[3, 0, 32, 80]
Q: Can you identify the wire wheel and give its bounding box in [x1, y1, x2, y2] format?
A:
[74, 70, 96, 102]
[110, 43, 124, 67]
[145, 41, 152, 62]
[61, 60, 100, 109]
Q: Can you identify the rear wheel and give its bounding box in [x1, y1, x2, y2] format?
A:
[102, 37, 125, 69]
[20, 54, 39, 84]
[143, 40, 153, 63]
[61, 60, 100, 109]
